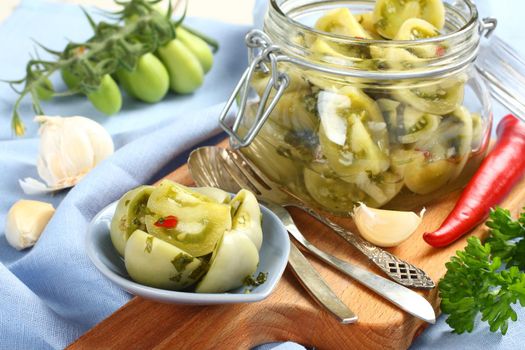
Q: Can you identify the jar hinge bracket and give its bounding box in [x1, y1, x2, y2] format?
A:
[219, 29, 290, 149]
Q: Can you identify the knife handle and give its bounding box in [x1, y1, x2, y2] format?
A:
[288, 243, 357, 324]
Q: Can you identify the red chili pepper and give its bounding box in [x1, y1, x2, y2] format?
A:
[435, 45, 446, 57]
[423, 115, 525, 247]
[154, 215, 178, 229]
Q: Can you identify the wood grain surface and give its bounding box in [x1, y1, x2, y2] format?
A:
[68, 143, 525, 350]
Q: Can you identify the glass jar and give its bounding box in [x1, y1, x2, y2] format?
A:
[220, 0, 496, 215]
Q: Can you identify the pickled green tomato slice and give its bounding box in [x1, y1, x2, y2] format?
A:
[110, 185, 155, 257]
[239, 109, 311, 182]
[146, 180, 232, 257]
[471, 113, 484, 149]
[342, 171, 404, 207]
[434, 106, 473, 178]
[398, 106, 441, 144]
[395, 18, 440, 40]
[191, 187, 231, 204]
[303, 168, 367, 212]
[373, 0, 445, 39]
[240, 136, 301, 185]
[395, 18, 441, 58]
[397, 106, 473, 194]
[318, 87, 390, 177]
[401, 151, 459, 194]
[124, 230, 205, 290]
[196, 231, 259, 293]
[355, 12, 383, 39]
[315, 8, 372, 39]
[377, 98, 402, 142]
[270, 91, 319, 132]
[257, 117, 319, 164]
[393, 75, 466, 115]
[229, 190, 263, 250]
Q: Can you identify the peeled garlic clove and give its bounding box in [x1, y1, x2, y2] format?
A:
[353, 203, 424, 248]
[5, 200, 55, 250]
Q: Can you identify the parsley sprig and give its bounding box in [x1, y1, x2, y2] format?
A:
[439, 208, 525, 335]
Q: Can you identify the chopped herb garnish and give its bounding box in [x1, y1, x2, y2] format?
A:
[169, 274, 182, 283]
[243, 272, 268, 287]
[171, 253, 194, 272]
[189, 261, 209, 280]
[145, 236, 154, 253]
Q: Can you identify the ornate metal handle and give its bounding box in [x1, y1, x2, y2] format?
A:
[293, 204, 435, 290]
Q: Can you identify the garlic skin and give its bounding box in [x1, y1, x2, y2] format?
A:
[5, 200, 55, 250]
[19, 116, 114, 194]
[353, 203, 425, 248]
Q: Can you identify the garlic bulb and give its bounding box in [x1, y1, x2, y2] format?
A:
[19, 116, 114, 194]
[5, 200, 55, 250]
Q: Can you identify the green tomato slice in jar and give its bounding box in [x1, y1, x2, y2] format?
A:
[395, 18, 440, 40]
[342, 171, 404, 207]
[395, 149, 459, 194]
[318, 87, 390, 176]
[124, 229, 206, 290]
[471, 112, 484, 150]
[373, 0, 445, 39]
[145, 180, 232, 257]
[398, 106, 441, 144]
[394, 18, 441, 58]
[241, 136, 301, 185]
[110, 185, 155, 257]
[257, 116, 320, 164]
[315, 8, 372, 39]
[377, 98, 402, 142]
[356, 12, 383, 39]
[303, 167, 367, 212]
[393, 75, 466, 115]
[394, 106, 474, 194]
[270, 90, 320, 132]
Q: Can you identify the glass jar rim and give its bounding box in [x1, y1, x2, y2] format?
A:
[264, 0, 488, 79]
[268, 0, 479, 45]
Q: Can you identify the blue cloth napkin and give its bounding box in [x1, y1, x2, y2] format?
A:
[0, 1, 249, 348]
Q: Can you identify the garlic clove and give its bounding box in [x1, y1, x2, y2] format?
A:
[5, 200, 55, 250]
[353, 203, 424, 248]
[22, 115, 114, 194]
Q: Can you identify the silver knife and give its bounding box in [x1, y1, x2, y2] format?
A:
[271, 203, 436, 324]
[288, 243, 358, 324]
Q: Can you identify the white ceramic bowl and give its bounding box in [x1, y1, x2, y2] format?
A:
[86, 200, 290, 304]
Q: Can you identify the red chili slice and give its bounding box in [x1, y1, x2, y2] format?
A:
[154, 215, 178, 229]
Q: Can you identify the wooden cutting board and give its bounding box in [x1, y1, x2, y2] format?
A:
[68, 142, 525, 350]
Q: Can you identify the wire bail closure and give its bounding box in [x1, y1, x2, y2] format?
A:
[218, 30, 289, 149]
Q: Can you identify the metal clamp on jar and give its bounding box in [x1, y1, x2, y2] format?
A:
[219, 0, 497, 215]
